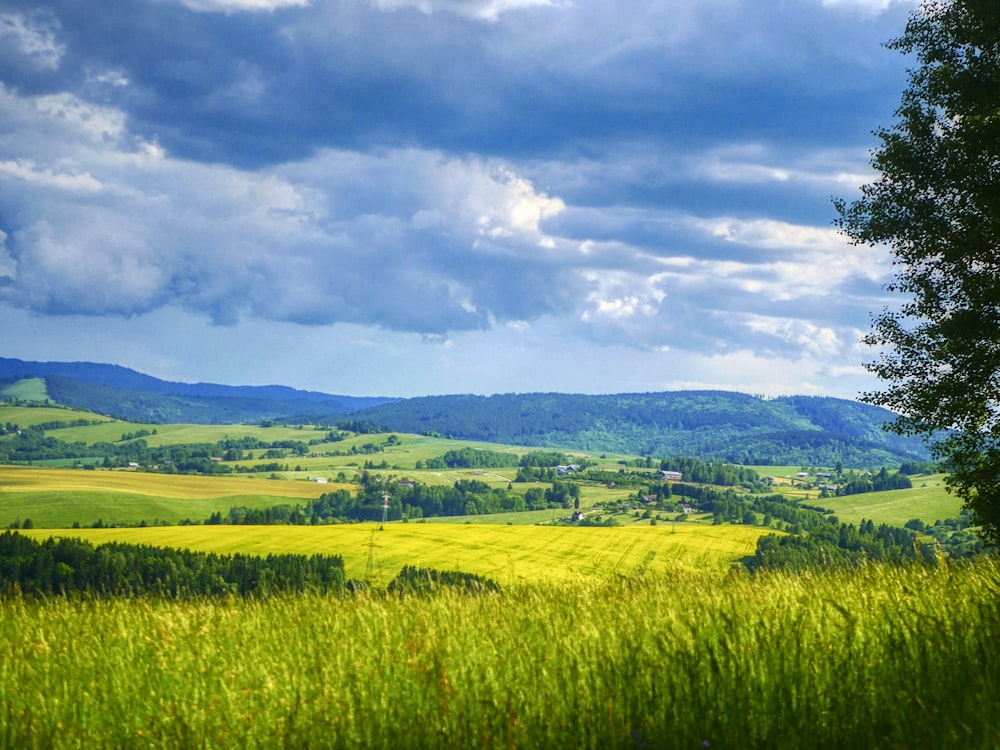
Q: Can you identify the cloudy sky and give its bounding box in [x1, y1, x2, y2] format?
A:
[0, 0, 918, 398]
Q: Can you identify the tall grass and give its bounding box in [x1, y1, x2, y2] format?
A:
[1, 560, 998, 748]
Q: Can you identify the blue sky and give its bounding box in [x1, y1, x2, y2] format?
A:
[0, 0, 917, 398]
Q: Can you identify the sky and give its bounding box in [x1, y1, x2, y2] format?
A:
[0, 0, 920, 399]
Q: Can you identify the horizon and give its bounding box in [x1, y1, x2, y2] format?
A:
[0, 0, 917, 400]
[1, 354, 874, 403]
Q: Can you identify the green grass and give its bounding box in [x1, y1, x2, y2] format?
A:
[0, 378, 49, 402]
[0, 465, 634, 528]
[0, 560, 997, 748]
[817, 473, 961, 526]
[49, 421, 329, 447]
[0, 404, 112, 429]
[0, 466, 338, 528]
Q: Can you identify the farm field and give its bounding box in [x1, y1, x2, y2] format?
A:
[817, 473, 961, 526]
[22, 521, 772, 583]
[0, 464, 637, 528]
[0, 466, 341, 528]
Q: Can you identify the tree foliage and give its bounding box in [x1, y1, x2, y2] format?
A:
[836, 0, 1000, 544]
[0, 531, 345, 598]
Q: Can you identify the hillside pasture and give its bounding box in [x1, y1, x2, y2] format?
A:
[23, 521, 773, 583]
[0, 404, 112, 430]
[283, 432, 564, 471]
[47, 421, 328, 448]
[0, 466, 341, 528]
[816, 473, 961, 527]
[0, 378, 49, 402]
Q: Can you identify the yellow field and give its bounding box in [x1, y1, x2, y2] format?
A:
[0, 465, 336, 499]
[21, 522, 772, 584]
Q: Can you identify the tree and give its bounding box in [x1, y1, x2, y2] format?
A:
[835, 0, 1000, 545]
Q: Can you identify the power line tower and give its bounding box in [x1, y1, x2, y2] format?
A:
[364, 486, 392, 588]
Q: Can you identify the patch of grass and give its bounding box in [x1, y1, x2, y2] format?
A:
[49, 421, 327, 447]
[0, 404, 111, 429]
[0, 466, 339, 527]
[0, 378, 49, 402]
[818, 473, 961, 526]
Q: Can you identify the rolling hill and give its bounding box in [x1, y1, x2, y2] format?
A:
[0, 358, 931, 466]
[351, 391, 931, 467]
[0, 357, 397, 423]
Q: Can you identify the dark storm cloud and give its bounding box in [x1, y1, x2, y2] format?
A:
[0, 0, 919, 394]
[3, 0, 911, 166]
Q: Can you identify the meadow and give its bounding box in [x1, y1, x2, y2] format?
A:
[0, 404, 111, 429]
[1, 560, 997, 749]
[0, 466, 343, 528]
[0, 463, 643, 528]
[0, 377, 48, 402]
[817, 473, 960, 526]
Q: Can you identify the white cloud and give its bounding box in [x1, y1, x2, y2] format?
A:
[689, 143, 875, 193]
[0, 12, 65, 70]
[368, 0, 562, 22]
[744, 315, 845, 357]
[32, 93, 128, 145]
[688, 216, 846, 253]
[174, 0, 310, 12]
[0, 84, 575, 330]
[820, 0, 916, 17]
[0, 160, 102, 193]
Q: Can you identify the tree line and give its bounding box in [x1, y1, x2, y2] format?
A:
[0, 531, 346, 598]
[745, 520, 926, 572]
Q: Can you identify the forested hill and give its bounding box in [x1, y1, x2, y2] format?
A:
[1, 358, 931, 466]
[352, 392, 931, 467]
[0, 358, 396, 424]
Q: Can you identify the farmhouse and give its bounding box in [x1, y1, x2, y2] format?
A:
[661, 470, 683, 482]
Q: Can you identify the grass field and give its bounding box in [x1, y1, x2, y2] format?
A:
[45, 421, 331, 447]
[23, 521, 772, 583]
[0, 466, 341, 527]
[816, 473, 961, 526]
[0, 404, 112, 430]
[1, 560, 997, 748]
[0, 378, 49, 402]
[0, 402, 608, 473]
[0, 464, 638, 527]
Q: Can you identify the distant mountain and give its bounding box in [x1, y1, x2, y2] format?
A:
[0, 358, 931, 466]
[0, 358, 397, 424]
[351, 391, 931, 468]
